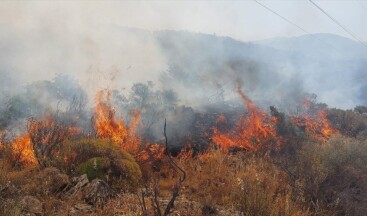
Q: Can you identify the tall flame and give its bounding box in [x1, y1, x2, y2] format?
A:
[212, 85, 279, 152]
[94, 90, 128, 144]
[290, 98, 338, 142]
[12, 134, 37, 166]
[94, 90, 141, 153]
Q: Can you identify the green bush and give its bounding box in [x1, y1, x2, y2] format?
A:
[76, 157, 111, 180]
[62, 139, 134, 165]
[110, 158, 142, 191]
[61, 139, 142, 191]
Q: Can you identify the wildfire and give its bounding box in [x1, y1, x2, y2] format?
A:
[137, 143, 165, 162]
[94, 90, 141, 153]
[212, 85, 279, 152]
[12, 134, 37, 166]
[290, 99, 338, 142]
[177, 144, 194, 161]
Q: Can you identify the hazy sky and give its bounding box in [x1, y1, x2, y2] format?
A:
[1, 0, 366, 109]
[0, 0, 366, 42]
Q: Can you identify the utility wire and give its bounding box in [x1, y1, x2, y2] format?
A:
[253, 0, 342, 52]
[309, 0, 367, 48]
[357, 0, 367, 13]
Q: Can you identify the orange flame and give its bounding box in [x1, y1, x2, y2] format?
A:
[12, 134, 37, 166]
[212, 85, 279, 152]
[136, 143, 165, 162]
[94, 90, 141, 153]
[290, 99, 338, 142]
[177, 144, 194, 161]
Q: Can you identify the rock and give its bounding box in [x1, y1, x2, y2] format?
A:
[84, 179, 113, 205]
[73, 174, 90, 188]
[64, 175, 113, 206]
[65, 174, 89, 197]
[69, 203, 93, 215]
[19, 196, 44, 216]
[71, 174, 90, 186]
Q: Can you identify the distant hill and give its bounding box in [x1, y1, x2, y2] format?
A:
[1, 24, 366, 109]
[256, 33, 367, 60]
[152, 30, 367, 109]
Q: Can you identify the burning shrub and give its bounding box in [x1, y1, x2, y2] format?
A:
[27, 116, 77, 168]
[212, 85, 280, 153]
[93, 90, 141, 154]
[10, 134, 36, 168]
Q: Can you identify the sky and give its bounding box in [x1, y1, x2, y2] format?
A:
[1, 0, 366, 42]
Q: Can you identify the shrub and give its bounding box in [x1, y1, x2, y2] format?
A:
[327, 108, 367, 139]
[290, 136, 367, 215]
[319, 137, 367, 215]
[293, 141, 328, 202]
[238, 157, 308, 216]
[61, 139, 133, 166]
[76, 157, 111, 181]
[63, 139, 142, 191]
[176, 150, 308, 215]
[110, 158, 142, 191]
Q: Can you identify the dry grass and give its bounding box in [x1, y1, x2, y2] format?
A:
[1, 136, 367, 215]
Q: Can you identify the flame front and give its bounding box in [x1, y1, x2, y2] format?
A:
[212, 85, 279, 152]
[290, 99, 338, 142]
[94, 90, 128, 144]
[94, 90, 141, 153]
[12, 134, 37, 166]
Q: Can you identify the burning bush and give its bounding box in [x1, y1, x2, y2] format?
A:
[93, 90, 141, 154]
[212, 85, 280, 153]
[11, 134, 36, 168]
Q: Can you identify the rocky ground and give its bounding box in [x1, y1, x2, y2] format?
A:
[0, 167, 242, 216]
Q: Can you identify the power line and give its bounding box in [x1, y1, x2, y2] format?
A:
[254, 0, 311, 35]
[309, 0, 367, 48]
[253, 0, 341, 52]
[357, 0, 367, 13]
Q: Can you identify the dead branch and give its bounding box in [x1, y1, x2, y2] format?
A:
[153, 178, 162, 216]
[162, 119, 186, 216]
[136, 189, 148, 216]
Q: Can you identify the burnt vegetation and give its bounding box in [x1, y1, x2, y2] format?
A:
[1, 76, 367, 216]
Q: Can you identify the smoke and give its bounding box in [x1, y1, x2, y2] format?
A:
[0, 2, 166, 101]
[0, 1, 366, 142]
